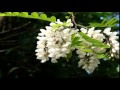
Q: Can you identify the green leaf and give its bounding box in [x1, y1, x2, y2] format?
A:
[0, 12, 56, 22]
[76, 45, 88, 49]
[31, 12, 39, 18]
[96, 54, 105, 59]
[52, 24, 61, 29]
[40, 14, 47, 20]
[104, 55, 110, 60]
[13, 12, 19, 15]
[88, 17, 118, 27]
[71, 41, 82, 47]
[105, 17, 115, 25]
[67, 12, 73, 15]
[20, 12, 29, 17]
[71, 34, 76, 41]
[109, 19, 118, 26]
[0, 13, 5, 16]
[5, 12, 12, 15]
[79, 32, 110, 48]
[94, 44, 110, 48]
[72, 37, 80, 43]
[50, 16, 56, 22]
[79, 32, 103, 45]
[82, 49, 92, 53]
[96, 54, 110, 60]
[66, 51, 72, 62]
[101, 18, 107, 25]
[89, 22, 100, 27]
[65, 16, 69, 19]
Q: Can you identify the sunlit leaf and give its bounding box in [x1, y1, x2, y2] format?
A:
[50, 16, 56, 22]
[67, 12, 73, 15]
[31, 12, 39, 18]
[40, 14, 47, 20]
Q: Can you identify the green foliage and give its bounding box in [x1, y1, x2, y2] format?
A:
[96, 54, 106, 59]
[0, 12, 119, 78]
[65, 12, 73, 19]
[50, 16, 56, 22]
[71, 34, 82, 47]
[88, 17, 118, 27]
[31, 12, 39, 17]
[0, 12, 56, 22]
[82, 48, 92, 53]
[78, 32, 110, 48]
[96, 54, 110, 60]
[67, 12, 73, 15]
[65, 16, 69, 19]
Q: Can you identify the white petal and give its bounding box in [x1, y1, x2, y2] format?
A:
[70, 23, 73, 27]
[40, 29, 46, 33]
[110, 32, 118, 36]
[111, 53, 114, 57]
[88, 27, 95, 34]
[103, 27, 112, 35]
[48, 53, 54, 57]
[114, 47, 119, 51]
[80, 28, 87, 33]
[66, 19, 71, 23]
[63, 28, 70, 34]
[111, 40, 118, 44]
[112, 49, 116, 53]
[94, 30, 101, 33]
[50, 22, 56, 26]
[62, 42, 71, 47]
[56, 19, 63, 24]
[41, 59, 47, 63]
[114, 43, 119, 47]
[45, 26, 52, 30]
[61, 48, 68, 52]
[51, 59, 58, 63]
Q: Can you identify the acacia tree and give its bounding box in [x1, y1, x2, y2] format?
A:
[0, 12, 119, 78]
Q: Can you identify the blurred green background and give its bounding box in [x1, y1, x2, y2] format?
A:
[0, 12, 119, 78]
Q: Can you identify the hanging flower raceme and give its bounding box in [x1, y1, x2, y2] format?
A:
[35, 19, 78, 63]
[35, 19, 119, 74]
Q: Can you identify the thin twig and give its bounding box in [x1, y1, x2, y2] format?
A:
[72, 13, 77, 28]
[71, 13, 88, 29]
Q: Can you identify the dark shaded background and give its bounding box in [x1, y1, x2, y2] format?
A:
[0, 12, 119, 78]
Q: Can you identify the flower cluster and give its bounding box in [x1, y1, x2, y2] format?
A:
[76, 27, 104, 73]
[35, 19, 119, 74]
[103, 28, 119, 58]
[76, 49, 100, 74]
[35, 19, 78, 63]
[76, 27, 119, 73]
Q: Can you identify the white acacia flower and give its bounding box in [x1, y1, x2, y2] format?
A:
[78, 55, 100, 74]
[80, 28, 87, 33]
[103, 27, 112, 35]
[77, 48, 101, 74]
[78, 27, 119, 73]
[103, 27, 119, 58]
[66, 19, 73, 27]
[35, 19, 119, 74]
[80, 27, 119, 59]
[35, 19, 76, 63]
[87, 27, 95, 37]
[80, 27, 105, 42]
